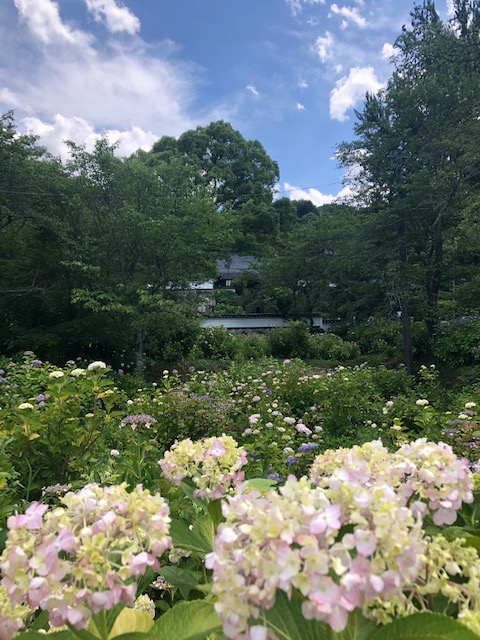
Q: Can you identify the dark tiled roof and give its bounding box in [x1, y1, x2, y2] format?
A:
[216, 254, 258, 280]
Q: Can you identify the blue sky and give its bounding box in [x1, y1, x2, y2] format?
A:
[0, 0, 454, 204]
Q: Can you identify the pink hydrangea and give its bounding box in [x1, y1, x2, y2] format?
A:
[310, 438, 474, 526]
[0, 484, 171, 630]
[206, 475, 425, 639]
[159, 435, 248, 499]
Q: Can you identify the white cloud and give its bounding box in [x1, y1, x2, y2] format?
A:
[22, 114, 96, 158]
[334, 64, 343, 73]
[296, 102, 305, 110]
[85, 0, 140, 35]
[446, 0, 455, 16]
[104, 125, 158, 156]
[22, 114, 158, 159]
[381, 42, 396, 60]
[0, 87, 30, 110]
[284, 181, 337, 206]
[314, 31, 334, 62]
[285, 0, 325, 16]
[5, 0, 199, 149]
[13, 0, 91, 45]
[285, 0, 302, 16]
[330, 66, 384, 121]
[2, 0, 202, 161]
[330, 4, 367, 28]
[298, 79, 309, 89]
[246, 84, 260, 96]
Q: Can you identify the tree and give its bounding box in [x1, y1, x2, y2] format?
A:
[337, 0, 480, 345]
[62, 139, 230, 370]
[0, 112, 82, 359]
[257, 205, 381, 323]
[150, 120, 280, 211]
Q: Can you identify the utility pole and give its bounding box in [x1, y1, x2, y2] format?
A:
[391, 150, 413, 375]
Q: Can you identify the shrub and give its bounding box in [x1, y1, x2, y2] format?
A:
[266, 322, 313, 359]
[342, 319, 403, 358]
[190, 327, 240, 361]
[434, 318, 480, 368]
[310, 333, 361, 361]
[237, 332, 268, 360]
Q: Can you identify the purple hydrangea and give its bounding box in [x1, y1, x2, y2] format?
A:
[298, 443, 319, 453]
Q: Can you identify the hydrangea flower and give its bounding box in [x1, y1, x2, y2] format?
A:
[70, 368, 86, 377]
[159, 435, 247, 499]
[310, 439, 473, 526]
[0, 484, 171, 630]
[120, 414, 157, 430]
[0, 586, 31, 640]
[206, 475, 425, 638]
[207, 439, 475, 639]
[87, 361, 107, 371]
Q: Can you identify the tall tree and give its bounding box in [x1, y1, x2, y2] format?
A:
[0, 112, 80, 358]
[257, 205, 381, 323]
[150, 121, 280, 211]
[337, 0, 480, 337]
[63, 140, 229, 370]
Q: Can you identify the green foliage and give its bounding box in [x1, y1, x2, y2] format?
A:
[310, 333, 361, 361]
[369, 612, 480, 640]
[151, 601, 222, 640]
[190, 327, 240, 361]
[0, 358, 125, 502]
[434, 319, 480, 368]
[236, 332, 268, 360]
[340, 320, 403, 359]
[266, 322, 313, 359]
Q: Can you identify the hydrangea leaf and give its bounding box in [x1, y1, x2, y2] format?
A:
[149, 600, 222, 640]
[108, 608, 154, 638]
[369, 612, 480, 640]
[263, 590, 328, 640]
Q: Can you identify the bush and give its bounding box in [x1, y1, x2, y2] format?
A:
[237, 332, 268, 360]
[310, 333, 361, 361]
[266, 322, 313, 359]
[341, 319, 403, 358]
[191, 326, 240, 361]
[434, 318, 480, 368]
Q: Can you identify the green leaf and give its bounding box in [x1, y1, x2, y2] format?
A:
[65, 626, 101, 640]
[263, 590, 328, 640]
[179, 481, 208, 511]
[369, 612, 480, 640]
[245, 478, 278, 491]
[135, 568, 156, 598]
[334, 610, 378, 640]
[106, 606, 128, 634]
[109, 608, 154, 638]
[28, 610, 51, 631]
[158, 566, 204, 589]
[15, 633, 73, 640]
[150, 600, 222, 640]
[463, 536, 480, 552]
[440, 527, 474, 541]
[191, 512, 216, 553]
[169, 517, 213, 555]
[206, 499, 224, 528]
